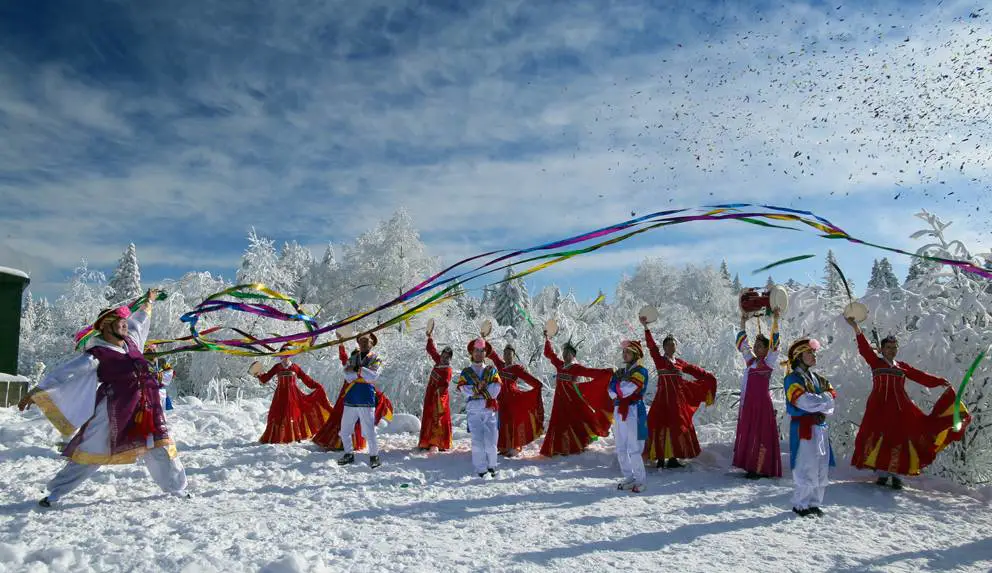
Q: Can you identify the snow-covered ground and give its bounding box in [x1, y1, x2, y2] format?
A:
[1, 400, 990, 573]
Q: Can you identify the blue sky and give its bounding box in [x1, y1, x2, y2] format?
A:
[1, 0, 990, 302]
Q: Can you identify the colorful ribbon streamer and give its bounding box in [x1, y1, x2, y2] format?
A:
[954, 345, 989, 431]
[750, 254, 816, 275]
[145, 204, 992, 359]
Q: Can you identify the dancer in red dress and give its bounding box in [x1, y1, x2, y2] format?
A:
[642, 320, 717, 469]
[486, 342, 545, 456]
[418, 334, 454, 451]
[312, 340, 393, 452]
[732, 309, 783, 479]
[255, 353, 333, 443]
[845, 317, 971, 489]
[540, 334, 614, 457]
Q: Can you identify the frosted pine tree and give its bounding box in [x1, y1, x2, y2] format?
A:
[867, 259, 883, 290]
[492, 267, 530, 331]
[107, 243, 142, 303]
[878, 258, 899, 289]
[236, 228, 280, 287]
[731, 273, 742, 292]
[719, 260, 732, 285]
[276, 241, 316, 300]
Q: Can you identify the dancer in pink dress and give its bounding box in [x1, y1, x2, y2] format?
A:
[732, 309, 783, 479]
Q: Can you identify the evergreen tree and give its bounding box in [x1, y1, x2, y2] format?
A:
[492, 267, 530, 331]
[905, 257, 938, 287]
[731, 273, 742, 292]
[107, 243, 142, 303]
[823, 250, 844, 298]
[878, 257, 900, 289]
[867, 259, 884, 290]
[766, 275, 775, 290]
[236, 228, 280, 287]
[719, 260, 732, 284]
[785, 278, 802, 290]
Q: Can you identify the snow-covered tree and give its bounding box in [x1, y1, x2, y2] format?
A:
[330, 209, 438, 328]
[732, 273, 742, 292]
[236, 228, 280, 287]
[719, 260, 732, 284]
[107, 243, 142, 303]
[823, 250, 843, 298]
[867, 259, 882, 290]
[492, 267, 530, 331]
[276, 240, 316, 301]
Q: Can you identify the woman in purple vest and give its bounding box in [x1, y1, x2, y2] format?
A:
[19, 290, 190, 507]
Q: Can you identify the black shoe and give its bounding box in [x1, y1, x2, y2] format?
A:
[488, 468, 497, 477]
[808, 507, 824, 517]
[792, 507, 812, 517]
[666, 458, 685, 469]
[656, 459, 666, 469]
[876, 476, 889, 486]
[745, 471, 762, 480]
[337, 453, 355, 466]
[890, 477, 904, 490]
[38, 497, 51, 508]
[478, 472, 488, 478]
[369, 456, 381, 469]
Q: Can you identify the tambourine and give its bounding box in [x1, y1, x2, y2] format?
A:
[544, 318, 559, 337]
[426, 318, 435, 337]
[638, 305, 658, 324]
[843, 301, 869, 323]
[480, 319, 493, 338]
[248, 361, 264, 376]
[768, 285, 789, 314]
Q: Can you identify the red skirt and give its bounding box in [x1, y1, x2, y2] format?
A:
[540, 376, 612, 457]
[498, 381, 545, 452]
[851, 387, 970, 476]
[731, 374, 782, 477]
[312, 383, 394, 451]
[418, 381, 452, 450]
[644, 374, 715, 461]
[259, 379, 332, 444]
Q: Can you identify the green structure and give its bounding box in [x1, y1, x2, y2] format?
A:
[0, 267, 30, 406]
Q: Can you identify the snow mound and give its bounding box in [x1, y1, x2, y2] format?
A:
[380, 413, 420, 434]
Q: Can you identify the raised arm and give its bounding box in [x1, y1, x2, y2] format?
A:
[426, 336, 441, 364]
[644, 328, 665, 369]
[543, 339, 563, 370]
[486, 342, 506, 371]
[855, 332, 885, 369]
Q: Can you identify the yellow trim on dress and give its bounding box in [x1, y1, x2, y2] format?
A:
[31, 390, 77, 437]
[70, 439, 177, 465]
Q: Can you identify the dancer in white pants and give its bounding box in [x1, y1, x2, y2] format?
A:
[457, 338, 502, 477]
[783, 338, 836, 517]
[18, 290, 190, 507]
[609, 340, 650, 493]
[338, 332, 385, 468]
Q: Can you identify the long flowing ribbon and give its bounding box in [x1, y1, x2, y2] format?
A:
[74, 291, 169, 350]
[829, 259, 855, 301]
[147, 204, 992, 358]
[954, 345, 990, 431]
[751, 254, 816, 275]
